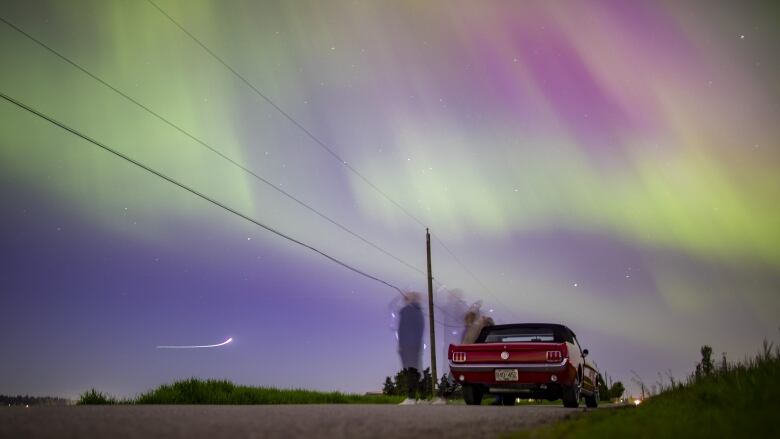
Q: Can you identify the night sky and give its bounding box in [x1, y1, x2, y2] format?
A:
[1, 0, 778, 399]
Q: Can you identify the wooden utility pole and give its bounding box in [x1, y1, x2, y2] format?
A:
[426, 228, 437, 397]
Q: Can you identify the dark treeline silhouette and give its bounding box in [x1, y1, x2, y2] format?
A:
[382, 368, 434, 398]
[1, 394, 70, 406]
[382, 370, 467, 399]
[597, 375, 626, 401]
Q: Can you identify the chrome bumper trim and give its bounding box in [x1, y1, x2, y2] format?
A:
[449, 358, 569, 373]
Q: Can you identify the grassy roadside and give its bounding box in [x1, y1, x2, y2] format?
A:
[78, 378, 404, 405]
[503, 341, 780, 438]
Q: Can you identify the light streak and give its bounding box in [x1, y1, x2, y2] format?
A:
[156, 337, 233, 349]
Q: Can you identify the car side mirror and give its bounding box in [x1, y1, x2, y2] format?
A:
[582, 349, 589, 357]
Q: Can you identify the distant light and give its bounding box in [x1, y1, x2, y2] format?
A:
[634, 399, 641, 406]
[25, 404, 29, 408]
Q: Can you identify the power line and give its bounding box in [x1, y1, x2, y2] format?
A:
[144, 1, 518, 319]
[0, 91, 460, 334]
[146, 0, 428, 229]
[3, 10, 512, 324]
[1, 90, 463, 330]
[0, 90, 414, 300]
[0, 13, 467, 326]
[0, 14, 425, 279]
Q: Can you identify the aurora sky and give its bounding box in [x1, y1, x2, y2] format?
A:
[1, 0, 778, 399]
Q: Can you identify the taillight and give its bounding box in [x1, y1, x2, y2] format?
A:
[546, 351, 562, 362]
[452, 352, 467, 363]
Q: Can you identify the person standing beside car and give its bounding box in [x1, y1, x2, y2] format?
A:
[462, 300, 495, 344]
[397, 292, 424, 405]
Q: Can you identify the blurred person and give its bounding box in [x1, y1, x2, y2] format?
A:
[461, 300, 484, 344]
[442, 289, 468, 358]
[462, 314, 494, 344]
[397, 292, 424, 405]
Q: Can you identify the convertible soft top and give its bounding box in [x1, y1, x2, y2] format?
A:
[475, 323, 576, 344]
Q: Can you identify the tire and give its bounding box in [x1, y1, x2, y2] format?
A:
[463, 384, 483, 405]
[562, 377, 580, 408]
[585, 390, 599, 408]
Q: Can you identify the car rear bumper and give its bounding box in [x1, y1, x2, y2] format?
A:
[449, 358, 569, 373]
[449, 358, 577, 387]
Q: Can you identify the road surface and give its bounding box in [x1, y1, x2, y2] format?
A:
[0, 404, 591, 438]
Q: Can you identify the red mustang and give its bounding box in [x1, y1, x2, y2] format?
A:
[448, 323, 599, 407]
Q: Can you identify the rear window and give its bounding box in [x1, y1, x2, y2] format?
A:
[479, 326, 571, 343]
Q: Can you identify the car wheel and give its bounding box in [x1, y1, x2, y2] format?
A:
[585, 390, 599, 408]
[562, 377, 580, 408]
[463, 384, 483, 405]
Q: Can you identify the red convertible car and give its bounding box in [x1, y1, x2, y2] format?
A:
[448, 323, 599, 407]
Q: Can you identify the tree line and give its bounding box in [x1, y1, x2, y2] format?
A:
[1, 395, 70, 406]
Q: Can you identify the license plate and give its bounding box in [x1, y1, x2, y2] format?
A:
[495, 369, 519, 381]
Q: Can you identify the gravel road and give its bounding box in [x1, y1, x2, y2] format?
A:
[0, 404, 590, 439]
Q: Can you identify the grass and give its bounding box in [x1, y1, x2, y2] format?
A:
[503, 340, 780, 438]
[77, 389, 118, 405]
[79, 378, 404, 405]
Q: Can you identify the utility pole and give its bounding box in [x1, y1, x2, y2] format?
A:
[426, 228, 437, 398]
